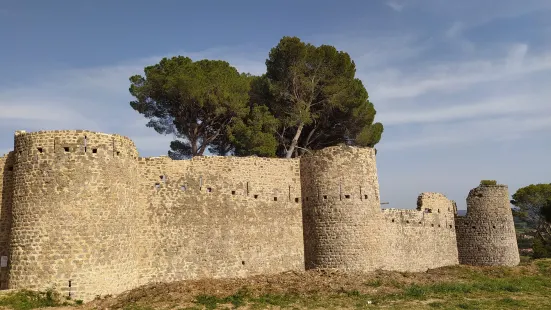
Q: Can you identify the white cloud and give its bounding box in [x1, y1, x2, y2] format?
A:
[380, 92, 549, 126]
[365, 45, 551, 101]
[380, 114, 551, 151]
[386, 1, 404, 12]
[0, 46, 267, 157]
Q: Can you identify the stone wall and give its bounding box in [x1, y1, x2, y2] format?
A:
[0, 152, 14, 289]
[380, 193, 459, 272]
[4, 130, 304, 301]
[136, 155, 304, 285]
[455, 184, 520, 266]
[0, 130, 520, 301]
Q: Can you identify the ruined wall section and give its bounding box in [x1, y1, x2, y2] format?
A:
[300, 145, 383, 271]
[455, 184, 520, 266]
[8, 130, 144, 301]
[380, 193, 459, 272]
[0, 152, 15, 289]
[137, 155, 304, 284]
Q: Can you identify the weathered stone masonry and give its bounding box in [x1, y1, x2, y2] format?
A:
[0, 130, 519, 301]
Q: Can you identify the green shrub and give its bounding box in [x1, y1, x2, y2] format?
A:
[0, 289, 60, 310]
[480, 180, 497, 186]
[532, 237, 551, 259]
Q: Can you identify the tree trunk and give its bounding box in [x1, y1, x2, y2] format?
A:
[191, 138, 198, 156]
[286, 122, 304, 158]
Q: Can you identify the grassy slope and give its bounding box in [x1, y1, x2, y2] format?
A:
[0, 259, 550, 310]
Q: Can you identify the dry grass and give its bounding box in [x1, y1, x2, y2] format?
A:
[3, 259, 551, 310]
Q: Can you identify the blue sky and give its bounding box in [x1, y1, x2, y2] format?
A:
[1, 0, 550, 209]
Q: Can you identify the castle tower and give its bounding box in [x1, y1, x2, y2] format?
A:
[455, 181, 520, 266]
[7, 130, 144, 301]
[300, 145, 383, 271]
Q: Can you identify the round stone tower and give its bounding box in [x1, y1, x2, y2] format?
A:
[300, 145, 383, 271]
[8, 130, 143, 300]
[455, 181, 520, 266]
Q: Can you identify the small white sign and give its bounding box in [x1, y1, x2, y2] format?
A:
[1, 256, 7, 267]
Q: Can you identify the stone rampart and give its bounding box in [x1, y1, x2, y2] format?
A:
[136, 155, 304, 285]
[0, 130, 520, 301]
[380, 193, 459, 272]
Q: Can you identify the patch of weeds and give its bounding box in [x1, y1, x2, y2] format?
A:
[225, 288, 250, 308]
[471, 278, 522, 292]
[519, 255, 532, 265]
[498, 297, 526, 307]
[337, 288, 360, 297]
[195, 288, 251, 309]
[0, 289, 60, 310]
[364, 279, 382, 287]
[535, 259, 551, 274]
[252, 293, 299, 308]
[123, 303, 155, 310]
[195, 295, 225, 310]
[388, 279, 405, 289]
[456, 301, 481, 309]
[427, 301, 445, 308]
[75, 299, 83, 305]
[403, 284, 427, 299]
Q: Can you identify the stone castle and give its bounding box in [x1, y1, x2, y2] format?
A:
[0, 130, 519, 301]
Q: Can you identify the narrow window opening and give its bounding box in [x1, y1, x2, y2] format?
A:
[295, 197, 299, 203]
[231, 190, 236, 195]
[273, 197, 278, 201]
[207, 187, 212, 193]
[449, 225, 452, 228]
[345, 194, 351, 199]
[116, 151, 121, 156]
[241, 261, 245, 265]
[154, 183, 160, 189]
[306, 197, 309, 201]
[37, 147, 43, 153]
[438, 209, 441, 213]
[391, 219, 395, 223]
[406, 220, 410, 224]
[431, 224, 434, 227]
[492, 225, 496, 229]
[419, 222, 422, 225]
[64, 147, 69, 152]
[364, 195, 368, 199]
[438, 224, 441, 227]
[254, 194, 258, 199]
[7, 166, 13, 171]
[323, 195, 328, 200]
[68, 280, 72, 298]
[472, 226, 476, 229]
[92, 149, 98, 154]
[160, 175, 166, 182]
